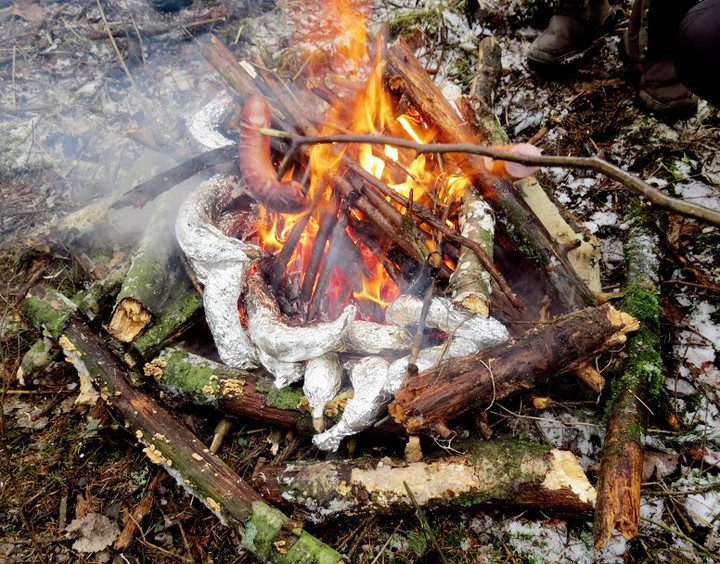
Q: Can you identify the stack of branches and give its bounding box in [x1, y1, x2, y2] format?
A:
[16, 30, 710, 562]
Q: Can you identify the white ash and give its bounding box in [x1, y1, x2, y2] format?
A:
[303, 353, 343, 423]
[385, 294, 509, 347]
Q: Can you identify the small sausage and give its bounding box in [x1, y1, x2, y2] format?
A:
[482, 143, 541, 180]
[238, 96, 310, 213]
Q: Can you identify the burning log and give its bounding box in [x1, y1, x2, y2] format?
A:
[20, 286, 345, 564]
[593, 221, 662, 549]
[252, 439, 595, 522]
[384, 37, 598, 316]
[389, 303, 639, 436]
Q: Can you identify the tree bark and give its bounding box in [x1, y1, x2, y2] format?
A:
[252, 439, 596, 522]
[21, 285, 345, 564]
[593, 222, 662, 549]
[389, 303, 639, 435]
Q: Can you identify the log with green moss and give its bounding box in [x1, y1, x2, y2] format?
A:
[149, 346, 315, 435]
[593, 219, 664, 549]
[252, 439, 596, 522]
[21, 285, 346, 564]
[17, 257, 131, 384]
[389, 302, 639, 436]
[108, 195, 191, 343]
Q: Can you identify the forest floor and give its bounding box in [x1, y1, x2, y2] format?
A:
[1, 0, 719, 562]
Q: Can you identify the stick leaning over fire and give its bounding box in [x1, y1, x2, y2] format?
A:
[269, 131, 720, 228]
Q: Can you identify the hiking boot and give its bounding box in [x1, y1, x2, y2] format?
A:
[623, 0, 699, 115]
[528, 0, 611, 70]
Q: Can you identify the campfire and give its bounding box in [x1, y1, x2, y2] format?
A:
[173, 0, 559, 451]
[19, 0, 679, 560]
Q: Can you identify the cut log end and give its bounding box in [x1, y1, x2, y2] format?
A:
[109, 298, 152, 342]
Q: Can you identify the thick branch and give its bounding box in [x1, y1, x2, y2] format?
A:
[389, 303, 639, 435]
[252, 440, 596, 522]
[21, 286, 345, 564]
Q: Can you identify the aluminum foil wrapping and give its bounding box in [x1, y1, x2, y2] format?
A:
[243, 273, 356, 363]
[313, 356, 391, 452]
[188, 90, 235, 150]
[340, 320, 413, 355]
[385, 294, 509, 347]
[175, 174, 260, 369]
[303, 353, 343, 427]
[256, 348, 305, 388]
[386, 337, 482, 394]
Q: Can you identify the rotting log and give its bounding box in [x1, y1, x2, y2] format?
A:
[593, 220, 663, 549]
[252, 439, 595, 522]
[389, 303, 639, 435]
[21, 285, 346, 564]
[384, 37, 598, 315]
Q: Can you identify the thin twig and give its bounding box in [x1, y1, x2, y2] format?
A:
[403, 482, 449, 564]
[264, 129, 720, 227]
[641, 517, 720, 561]
[95, 0, 142, 98]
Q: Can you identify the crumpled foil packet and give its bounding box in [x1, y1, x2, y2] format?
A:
[175, 174, 260, 369]
[385, 294, 509, 346]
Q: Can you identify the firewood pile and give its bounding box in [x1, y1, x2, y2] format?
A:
[17, 3, 715, 562]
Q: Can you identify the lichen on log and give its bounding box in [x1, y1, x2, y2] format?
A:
[21, 285, 345, 564]
[252, 439, 595, 522]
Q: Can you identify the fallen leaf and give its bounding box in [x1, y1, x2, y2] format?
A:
[11, 1, 45, 22]
[65, 513, 120, 553]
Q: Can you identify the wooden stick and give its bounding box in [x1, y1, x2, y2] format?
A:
[389, 303, 639, 435]
[21, 286, 345, 564]
[593, 221, 662, 549]
[252, 439, 595, 521]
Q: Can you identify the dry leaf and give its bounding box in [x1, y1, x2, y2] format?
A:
[65, 513, 120, 553]
[11, 1, 45, 22]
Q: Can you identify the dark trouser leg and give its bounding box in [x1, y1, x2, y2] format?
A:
[624, 0, 699, 115]
[675, 0, 720, 107]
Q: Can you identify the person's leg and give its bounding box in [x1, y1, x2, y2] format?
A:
[624, 0, 699, 115]
[527, 0, 611, 69]
[675, 0, 720, 107]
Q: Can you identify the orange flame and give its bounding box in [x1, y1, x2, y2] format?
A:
[254, 0, 473, 319]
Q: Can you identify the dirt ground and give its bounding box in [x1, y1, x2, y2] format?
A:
[1, 0, 719, 562]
